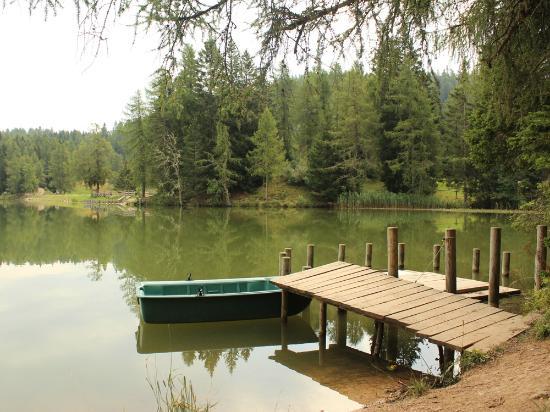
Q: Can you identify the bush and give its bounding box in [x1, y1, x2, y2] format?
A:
[524, 271, 550, 340]
[460, 350, 491, 372]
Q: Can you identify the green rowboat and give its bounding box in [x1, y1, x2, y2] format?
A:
[136, 277, 311, 323]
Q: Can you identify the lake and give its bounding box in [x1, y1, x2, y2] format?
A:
[0, 204, 538, 411]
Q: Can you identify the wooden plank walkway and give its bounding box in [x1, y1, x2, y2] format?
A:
[398, 270, 521, 299]
[272, 262, 529, 352]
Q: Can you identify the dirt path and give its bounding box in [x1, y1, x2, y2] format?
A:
[361, 336, 550, 411]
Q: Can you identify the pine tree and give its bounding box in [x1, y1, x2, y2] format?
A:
[247, 108, 287, 200]
[206, 122, 236, 205]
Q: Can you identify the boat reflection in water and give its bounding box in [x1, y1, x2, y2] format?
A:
[136, 316, 317, 354]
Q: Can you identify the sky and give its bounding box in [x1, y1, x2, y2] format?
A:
[0, 4, 162, 131]
[0, 4, 456, 132]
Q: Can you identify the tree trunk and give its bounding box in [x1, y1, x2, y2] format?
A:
[265, 176, 268, 201]
[96, 182, 100, 193]
[141, 180, 146, 199]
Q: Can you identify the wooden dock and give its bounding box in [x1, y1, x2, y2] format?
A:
[272, 261, 529, 352]
[398, 270, 521, 300]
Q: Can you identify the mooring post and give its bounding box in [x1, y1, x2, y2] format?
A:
[387, 227, 398, 277]
[281, 256, 291, 322]
[433, 244, 441, 272]
[398, 243, 405, 270]
[307, 244, 315, 268]
[365, 243, 373, 268]
[278, 251, 286, 276]
[284, 248, 292, 273]
[445, 229, 457, 294]
[338, 244, 346, 262]
[535, 225, 548, 290]
[488, 227, 501, 308]
[502, 251, 511, 279]
[336, 308, 347, 347]
[472, 248, 480, 280]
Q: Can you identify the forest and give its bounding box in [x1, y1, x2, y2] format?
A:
[0, 38, 547, 210]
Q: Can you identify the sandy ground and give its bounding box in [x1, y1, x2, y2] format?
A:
[361, 336, 550, 412]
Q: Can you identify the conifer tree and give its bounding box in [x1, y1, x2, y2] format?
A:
[247, 108, 286, 200]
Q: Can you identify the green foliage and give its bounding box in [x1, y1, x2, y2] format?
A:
[460, 350, 490, 372]
[75, 133, 115, 192]
[525, 271, 550, 340]
[247, 108, 287, 201]
[114, 162, 135, 191]
[406, 377, 431, 397]
[206, 122, 236, 206]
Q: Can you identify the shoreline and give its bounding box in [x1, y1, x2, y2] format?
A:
[4, 195, 536, 215]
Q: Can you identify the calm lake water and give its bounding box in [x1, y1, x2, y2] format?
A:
[0, 204, 538, 411]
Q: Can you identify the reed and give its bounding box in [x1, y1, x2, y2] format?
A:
[337, 191, 465, 210]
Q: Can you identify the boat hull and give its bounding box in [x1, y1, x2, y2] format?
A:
[138, 290, 311, 323]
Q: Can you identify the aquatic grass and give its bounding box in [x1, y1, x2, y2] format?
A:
[337, 191, 466, 210]
[146, 363, 215, 412]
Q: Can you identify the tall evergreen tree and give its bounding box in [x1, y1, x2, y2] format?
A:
[247, 108, 286, 200]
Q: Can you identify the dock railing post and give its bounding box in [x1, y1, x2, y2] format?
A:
[445, 229, 457, 294]
[488, 227, 501, 308]
[398, 243, 405, 270]
[535, 225, 548, 290]
[472, 248, 480, 280]
[307, 244, 315, 268]
[387, 227, 398, 278]
[338, 244, 346, 262]
[281, 256, 291, 322]
[433, 244, 441, 272]
[365, 243, 373, 268]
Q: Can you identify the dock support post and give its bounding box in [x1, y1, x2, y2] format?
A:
[489, 227, 501, 308]
[472, 248, 480, 280]
[387, 227, 398, 278]
[365, 243, 373, 268]
[398, 243, 405, 270]
[336, 308, 347, 347]
[319, 301, 327, 365]
[338, 244, 346, 262]
[433, 244, 441, 272]
[307, 244, 315, 268]
[301, 265, 311, 271]
[445, 229, 457, 294]
[535, 225, 548, 290]
[281, 256, 291, 322]
[502, 251, 511, 279]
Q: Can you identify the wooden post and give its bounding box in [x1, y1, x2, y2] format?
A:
[398, 243, 405, 270]
[307, 244, 315, 268]
[502, 251, 511, 278]
[301, 265, 311, 271]
[365, 243, 373, 268]
[386, 326, 398, 362]
[488, 227, 501, 308]
[278, 251, 286, 276]
[433, 244, 441, 272]
[535, 225, 548, 290]
[387, 227, 398, 278]
[472, 248, 480, 280]
[336, 308, 347, 347]
[338, 243, 346, 262]
[281, 256, 291, 322]
[318, 300, 326, 366]
[284, 248, 292, 273]
[445, 229, 457, 294]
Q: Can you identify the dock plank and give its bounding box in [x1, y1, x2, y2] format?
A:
[272, 262, 524, 352]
